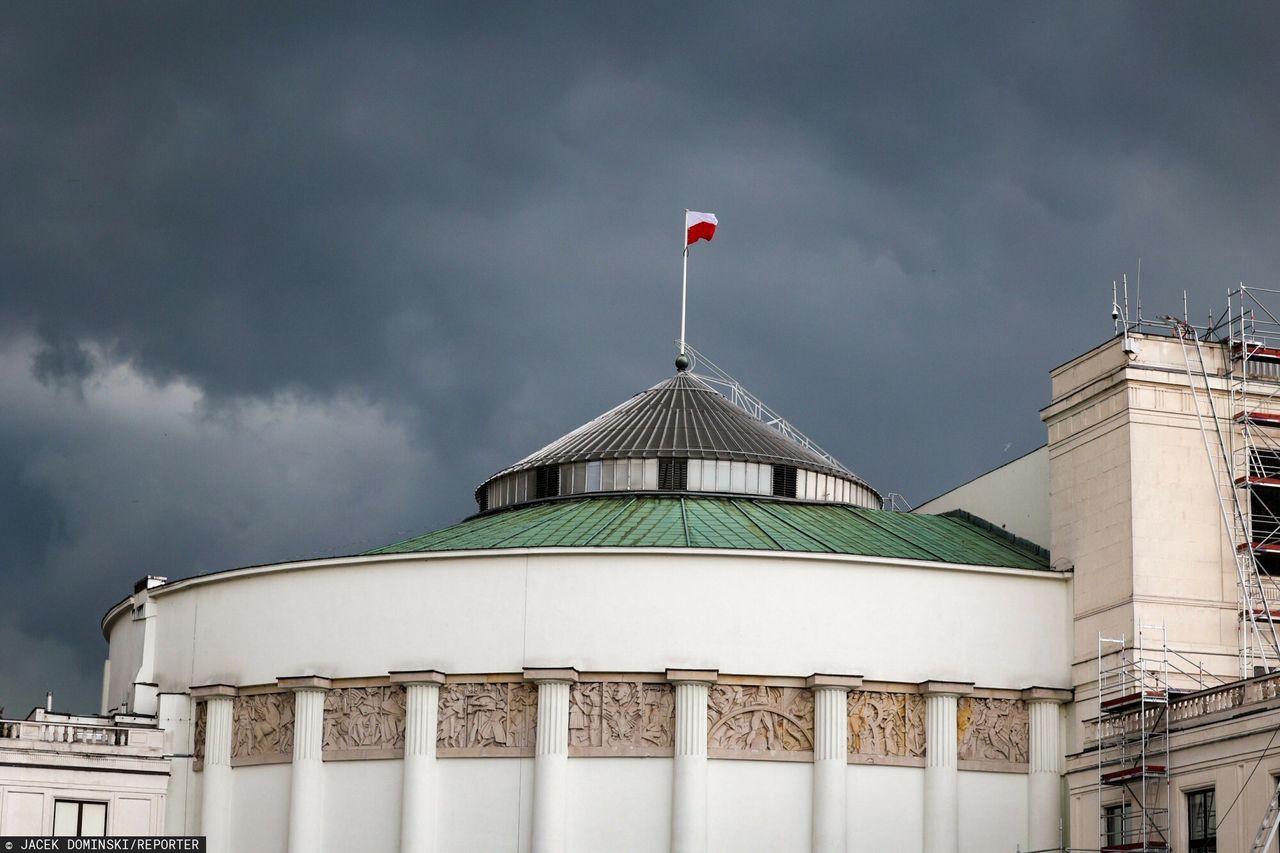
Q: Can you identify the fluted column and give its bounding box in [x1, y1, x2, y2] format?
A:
[1023, 688, 1070, 851]
[668, 669, 717, 853]
[280, 676, 331, 853]
[807, 675, 861, 853]
[921, 681, 972, 853]
[392, 670, 447, 853]
[526, 668, 578, 853]
[192, 685, 236, 853]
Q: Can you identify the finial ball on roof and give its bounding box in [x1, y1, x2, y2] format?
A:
[674, 353, 690, 372]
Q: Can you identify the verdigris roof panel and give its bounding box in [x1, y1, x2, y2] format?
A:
[367, 495, 1049, 571]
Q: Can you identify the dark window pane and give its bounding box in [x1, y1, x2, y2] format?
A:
[772, 465, 797, 498]
[1188, 789, 1216, 853]
[658, 458, 687, 491]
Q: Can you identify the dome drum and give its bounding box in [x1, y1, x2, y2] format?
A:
[481, 457, 879, 512]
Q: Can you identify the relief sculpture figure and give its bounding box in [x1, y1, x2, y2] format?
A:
[231, 693, 293, 760]
[507, 683, 537, 749]
[569, 681, 669, 752]
[848, 691, 926, 759]
[437, 682, 536, 751]
[904, 694, 926, 757]
[640, 685, 674, 748]
[437, 684, 466, 749]
[569, 682, 603, 748]
[323, 686, 407, 752]
[958, 698, 1028, 763]
[467, 688, 507, 746]
[193, 702, 207, 770]
[708, 684, 813, 754]
[603, 682, 642, 747]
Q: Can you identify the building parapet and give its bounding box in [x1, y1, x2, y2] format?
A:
[1085, 669, 1280, 749]
[0, 716, 164, 756]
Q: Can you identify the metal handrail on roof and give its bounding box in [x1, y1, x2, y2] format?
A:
[682, 344, 851, 476]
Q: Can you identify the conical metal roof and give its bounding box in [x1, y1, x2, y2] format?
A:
[481, 371, 876, 491]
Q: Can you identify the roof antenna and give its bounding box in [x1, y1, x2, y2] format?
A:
[1135, 257, 1142, 323]
[1120, 274, 1139, 355]
[1112, 280, 1120, 334]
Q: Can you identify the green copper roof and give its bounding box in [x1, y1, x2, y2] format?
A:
[366, 495, 1050, 571]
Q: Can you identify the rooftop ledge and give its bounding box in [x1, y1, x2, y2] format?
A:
[0, 716, 165, 757]
[1085, 668, 1280, 749]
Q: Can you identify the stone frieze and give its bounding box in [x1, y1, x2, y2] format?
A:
[323, 686, 407, 756]
[847, 690, 926, 762]
[437, 682, 537, 755]
[569, 681, 674, 755]
[707, 685, 814, 759]
[231, 692, 294, 765]
[957, 697, 1028, 764]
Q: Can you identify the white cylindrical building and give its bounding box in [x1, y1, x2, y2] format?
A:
[101, 362, 1071, 852]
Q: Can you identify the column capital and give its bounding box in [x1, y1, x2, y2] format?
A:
[919, 680, 974, 697]
[1020, 686, 1073, 703]
[190, 683, 237, 700]
[666, 668, 719, 685]
[390, 669, 448, 685]
[523, 666, 579, 684]
[806, 673, 863, 691]
[277, 675, 332, 691]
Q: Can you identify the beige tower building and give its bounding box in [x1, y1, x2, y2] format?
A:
[924, 302, 1280, 852]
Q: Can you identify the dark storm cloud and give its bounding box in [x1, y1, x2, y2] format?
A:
[3, 2, 1280, 712]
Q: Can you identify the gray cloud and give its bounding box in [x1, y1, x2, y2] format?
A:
[3, 2, 1280, 712]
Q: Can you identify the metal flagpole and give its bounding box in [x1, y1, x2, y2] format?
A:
[680, 209, 689, 355]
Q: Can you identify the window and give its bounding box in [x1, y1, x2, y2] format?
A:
[53, 800, 107, 837]
[534, 465, 559, 499]
[771, 464, 797, 498]
[658, 458, 687, 490]
[1188, 788, 1216, 853]
[1103, 802, 1128, 848]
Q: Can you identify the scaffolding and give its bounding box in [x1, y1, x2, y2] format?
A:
[1170, 285, 1280, 676]
[1096, 627, 1171, 852]
[1221, 286, 1280, 674]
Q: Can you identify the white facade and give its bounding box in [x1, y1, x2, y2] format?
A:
[915, 446, 1050, 550]
[99, 545, 1070, 853]
[0, 710, 168, 836]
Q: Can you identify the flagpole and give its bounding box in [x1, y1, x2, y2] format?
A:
[680, 209, 688, 356]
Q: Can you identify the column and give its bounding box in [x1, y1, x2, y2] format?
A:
[807, 674, 861, 853]
[192, 684, 236, 853]
[1023, 687, 1071, 851]
[920, 681, 972, 853]
[280, 676, 331, 853]
[526, 668, 578, 853]
[392, 670, 447, 853]
[668, 669, 718, 853]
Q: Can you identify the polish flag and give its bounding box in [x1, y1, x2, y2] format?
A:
[686, 211, 718, 245]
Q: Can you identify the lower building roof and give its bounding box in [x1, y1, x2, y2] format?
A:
[367, 495, 1050, 571]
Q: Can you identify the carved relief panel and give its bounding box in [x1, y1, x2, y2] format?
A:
[847, 690, 926, 765]
[192, 700, 207, 771]
[437, 682, 537, 756]
[957, 697, 1028, 766]
[568, 681, 674, 756]
[231, 692, 294, 765]
[707, 685, 814, 760]
[323, 685, 407, 759]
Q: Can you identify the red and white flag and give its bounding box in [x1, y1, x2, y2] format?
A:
[686, 211, 717, 245]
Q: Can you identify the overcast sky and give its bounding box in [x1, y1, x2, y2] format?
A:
[3, 3, 1280, 715]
